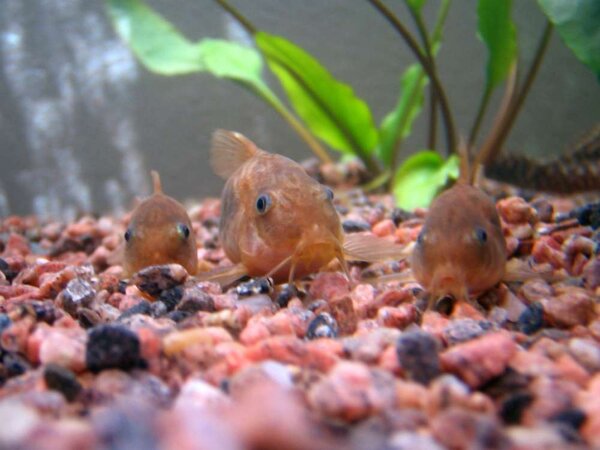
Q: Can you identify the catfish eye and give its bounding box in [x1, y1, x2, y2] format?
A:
[124, 228, 132, 242]
[177, 223, 190, 239]
[255, 194, 272, 215]
[474, 227, 487, 243]
[324, 187, 334, 201]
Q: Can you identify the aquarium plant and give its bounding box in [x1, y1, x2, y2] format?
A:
[106, 0, 599, 209]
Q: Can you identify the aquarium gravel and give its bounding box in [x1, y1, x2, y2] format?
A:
[0, 170, 598, 450]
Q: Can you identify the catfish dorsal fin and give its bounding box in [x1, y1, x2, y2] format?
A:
[210, 129, 261, 179]
[150, 170, 163, 194]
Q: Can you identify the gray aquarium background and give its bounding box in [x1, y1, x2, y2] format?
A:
[0, 0, 598, 219]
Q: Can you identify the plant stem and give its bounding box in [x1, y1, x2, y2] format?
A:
[362, 169, 391, 192]
[258, 87, 333, 163]
[482, 21, 553, 165]
[213, 0, 256, 34]
[214, 0, 333, 164]
[408, 8, 434, 66]
[367, 0, 457, 156]
[406, 6, 438, 151]
[428, 88, 438, 150]
[468, 86, 492, 147]
[389, 71, 426, 170]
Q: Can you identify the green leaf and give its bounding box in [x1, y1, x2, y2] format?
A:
[393, 152, 460, 210]
[405, 0, 426, 12]
[537, 0, 600, 77]
[378, 0, 449, 169]
[200, 39, 273, 95]
[107, 0, 205, 74]
[107, 0, 277, 96]
[377, 64, 428, 168]
[106, 0, 333, 162]
[477, 0, 517, 91]
[255, 32, 378, 157]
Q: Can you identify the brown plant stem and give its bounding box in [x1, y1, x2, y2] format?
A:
[213, 0, 256, 34]
[367, 0, 457, 156]
[468, 86, 492, 148]
[479, 21, 553, 167]
[407, 6, 438, 150]
[213, 0, 333, 164]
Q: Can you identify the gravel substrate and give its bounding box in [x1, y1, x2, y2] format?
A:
[0, 174, 598, 450]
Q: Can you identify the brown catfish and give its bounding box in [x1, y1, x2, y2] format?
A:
[410, 181, 507, 304]
[204, 130, 407, 285]
[122, 171, 198, 277]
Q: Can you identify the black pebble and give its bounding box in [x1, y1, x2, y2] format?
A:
[133, 266, 186, 297]
[342, 219, 371, 233]
[29, 301, 59, 324]
[551, 408, 587, 430]
[306, 313, 339, 339]
[396, 330, 441, 385]
[0, 258, 17, 282]
[118, 280, 128, 294]
[158, 286, 183, 311]
[391, 208, 413, 226]
[117, 300, 152, 321]
[499, 392, 533, 424]
[86, 324, 143, 373]
[150, 301, 168, 317]
[61, 278, 96, 316]
[550, 408, 587, 443]
[276, 284, 298, 308]
[43, 363, 82, 402]
[517, 302, 544, 335]
[2, 352, 30, 378]
[570, 202, 600, 230]
[166, 310, 191, 322]
[236, 277, 273, 296]
[176, 290, 215, 313]
[0, 314, 11, 334]
[77, 308, 102, 329]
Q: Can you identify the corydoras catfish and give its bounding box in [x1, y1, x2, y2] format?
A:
[410, 179, 507, 306]
[122, 171, 198, 277]
[203, 130, 407, 285]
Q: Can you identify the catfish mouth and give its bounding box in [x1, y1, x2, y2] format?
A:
[432, 294, 455, 315]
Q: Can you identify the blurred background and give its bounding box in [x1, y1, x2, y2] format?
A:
[0, 0, 598, 219]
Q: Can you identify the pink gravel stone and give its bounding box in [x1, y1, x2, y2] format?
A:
[431, 407, 510, 450]
[541, 288, 595, 328]
[569, 338, 600, 372]
[441, 332, 517, 388]
[497, 196, 537, 224]
[376, 304, 417, 329]
[329, 295, 358, 335]
[38, 327, 87, 373]
[372, 219, 395, 237]
[578, 373, 600, 447]
[351, 283, 378, 319]
[245, 336, 339, 372]
[308, 361, 395, 422]
[309, 272, 350, 301]
[532, 236, 565, 269]
[522, 377, 579, 425]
